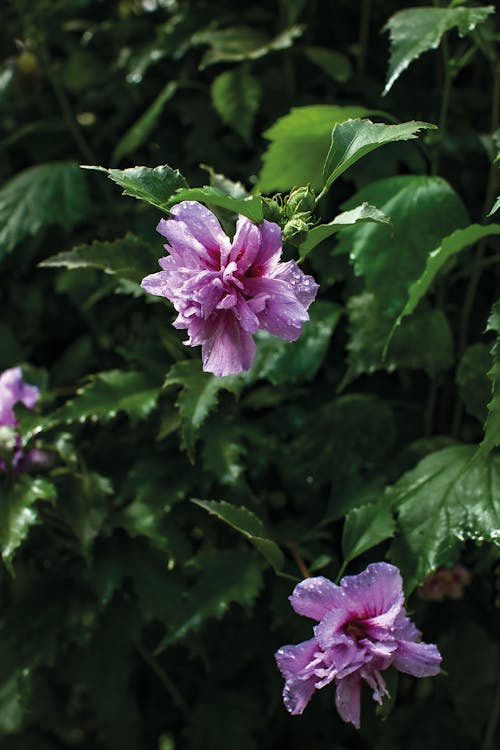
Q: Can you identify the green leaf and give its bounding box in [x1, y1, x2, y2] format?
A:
[112, 81, 178, 163]
[167, 186, 263, 223]
[211, 67, 261, 143]
[258, 105, 374, 192]
[159, 549, 262, 647]
[383, 6, 495, 95]
[456, 344, 492, 423]
[322, 119, 435, 193]
[475, 301, 500, 461]
[388, 445, 500, 591]
[390, 224, 500, 333]
[302, 46, 351, 82]
[40, 233, 158, 286]
[0, 162, 89, 257]
[489, 195, 500, 216]
[201, 416, 246, 487]
[299, 202, 391, 260]
[22, 371, 161, 439]
[164, 360, 241, 459]
[345, 293, 453, 384]
[335, 175, 469, 316]
[0, 477, 56, 566]
[193, 25, 304, 68]
[342, 501, 396, 566]
[84, 164, 187, 211]
[0, 672, 24, 733]
[192, 499, 284, 572]
[250, 300, 342, 384]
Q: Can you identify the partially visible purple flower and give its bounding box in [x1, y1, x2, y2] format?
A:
[275, 563, 441, 729]
[0, 367, 44, 474]
[0, 367, 39, 428]
[418, 564, 471, 602]
[141, 201, 319, 377]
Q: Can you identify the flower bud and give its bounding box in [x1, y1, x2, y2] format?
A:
[287, 185, 316, 215]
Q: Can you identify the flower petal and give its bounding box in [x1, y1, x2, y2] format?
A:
[273, 260, 319, 309]
[229, 216, 261, 272]
[253, 220, 282, 273]
[282, 676, 317, 715]
[289, 576, 344, 621]
[339, 562, 404, 621]
[201, 311, 256, 376]
[169, 201, 230, 255]
[335, 673, 361, 729]
[393, 640, 442, 678]
[275, 638, 319, 680]
[0, 367, 39, 427]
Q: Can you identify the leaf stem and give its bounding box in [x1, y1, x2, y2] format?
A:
[432, 34, 452, 176]
[286, 541, 310, 578]
[133, 638, 187, 712]
[357, 0, 371, 76]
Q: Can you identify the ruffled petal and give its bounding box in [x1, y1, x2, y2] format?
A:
[335, 673, 362, 729]
[393, 640, 442, 678]
[282, 676, 317, 715]
[169, 201, 231, 255]
[0, 367, 39, 427]
[229, 215, 261, 272]
[201, 311, 256, 376]
[253, 220, 282, 273]
[339, 562, 404, 621]
[314, 608, 352, 647]
[273, 260, 319, 309]
[289, 576, 344, 621]
[141, 270, 174, 298]
[275, 638, 319, 680]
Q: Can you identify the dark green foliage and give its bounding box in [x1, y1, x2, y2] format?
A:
[2, 0, 500, 749]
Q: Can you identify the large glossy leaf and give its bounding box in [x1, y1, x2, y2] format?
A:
[112, 81, 178, 163]
[335, 175, 469, 316]
[322, 119, 435, 193]
[383, 6, 495, 95]
[258, 105, 373, 192]
[389, 445, 500, 591]
[84, 164, 187, 211]
[164, 360, 241, 459]
[475, 301, 500, 461]
[167, 186, 263, 223]
[302, 46, 351, 82]
[192, 499, 284, 571]
[391, 223, 500, 332]
[211, 67, 261, 143]
[345, 293, 453, 384]
[0, 477, 56, 566]
[299, 202, 391, 260]
[193, 25, 304, 68]
[0, 162, 89, 257]
[40, 233, 158, 286]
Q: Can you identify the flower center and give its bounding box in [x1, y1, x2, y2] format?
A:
[345, 620, 366, 640]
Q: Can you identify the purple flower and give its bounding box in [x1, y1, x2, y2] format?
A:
[141, 201, 319, 377]
[0, 367, 42, 473]
[275, 562, 442, 728]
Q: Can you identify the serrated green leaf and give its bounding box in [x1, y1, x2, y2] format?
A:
[201, 416, 246, 487]
[164, 360, 241, 459]
[192, 499, 284, 571]
[475, 301, 500, 461]
[299, 202, 391, 260]
[322, 119, 435, 193]
[389, 445, 500, 591]
[345, 293, 453, 384]
[21, 371, 161, 439]
[456, 344, 492, 423]
[211, 67, 261, 143]
[40, 233, 158, 286]
[488, 194, 500, 217]
[342, 501, 395, 566]
[0, 162, 89, 257]
[158, 549, 262, 648]
[383, 6, 495, 95]
[0, 477, 56, 566]
[302, 46, 351, 82]
[167, 186, 263, 223]
[84, 164, 187, 211]
[249, 300, 342, 384]
[258, 105, 374, 192]
[193, 25, 304, 68]
[335, 175, 469, 316]
[390, 224, 500, 335]
[112, 81, 178, 163]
